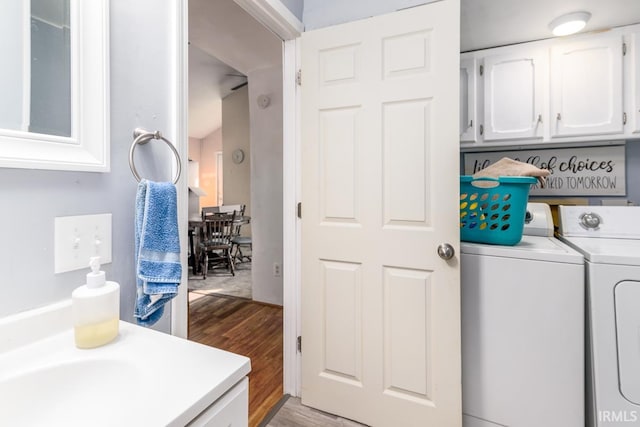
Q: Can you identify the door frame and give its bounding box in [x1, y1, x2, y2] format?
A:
[171, 0, 303, 397]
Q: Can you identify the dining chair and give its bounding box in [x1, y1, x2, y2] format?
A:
[217, 204, 244, 214]
[201, 206, 221, 219]
[199, 212, 236, 278]
[226, 205, 251, 264]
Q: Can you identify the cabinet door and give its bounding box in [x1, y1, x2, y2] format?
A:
[551, 34, 623, 137]
[482, 49, 545, 141]
[460, 57, 478, 142]
[187, 377, 248, 427]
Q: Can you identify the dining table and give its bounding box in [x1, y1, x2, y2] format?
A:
[188, 215, 251, 274]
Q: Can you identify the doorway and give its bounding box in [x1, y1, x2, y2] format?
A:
[187, 46, 253, 300]
[184, 1, 289, 425]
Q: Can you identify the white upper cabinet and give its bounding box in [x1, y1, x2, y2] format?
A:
[460, 57, 478, 142]
[550, 33, 624, 137]
[483, 49, 546, 141]
[460, 24, 639, 149]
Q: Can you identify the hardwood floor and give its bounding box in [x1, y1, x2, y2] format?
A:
[188, 293, 283, 427]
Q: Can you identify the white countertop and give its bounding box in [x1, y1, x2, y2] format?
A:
[0, 301, 251, 427]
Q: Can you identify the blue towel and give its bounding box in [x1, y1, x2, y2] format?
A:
[134, 179, 181, 326]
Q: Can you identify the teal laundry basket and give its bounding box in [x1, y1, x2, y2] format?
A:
[460, 176, 537, 246]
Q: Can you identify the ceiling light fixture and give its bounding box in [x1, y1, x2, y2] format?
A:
[549, 11, 591, 36]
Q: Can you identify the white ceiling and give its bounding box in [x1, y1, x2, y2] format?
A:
[188, 45, 247, 139]
[462, 0, 640, 51]
[188, 0, 281, 139]
[188, 0, 640, 138]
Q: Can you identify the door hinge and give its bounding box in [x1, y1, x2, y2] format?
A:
[623, 42, 627, 56]
[479, 64, 484, 76]
[623, 112, 627, 125]
[297, 202, 302, 219]
[297, 336, 302, 352]
[296, 69, 302, 86]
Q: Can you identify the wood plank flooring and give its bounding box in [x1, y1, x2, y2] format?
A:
[188, 293, 283, 427]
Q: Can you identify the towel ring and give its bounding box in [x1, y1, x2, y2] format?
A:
[129, 128, 182, 185]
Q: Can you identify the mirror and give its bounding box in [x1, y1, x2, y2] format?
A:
[0, 0, 109, 172]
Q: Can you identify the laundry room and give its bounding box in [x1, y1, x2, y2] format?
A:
[459, 13, 640, 427]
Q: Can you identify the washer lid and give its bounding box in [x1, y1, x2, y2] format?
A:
[460, 235, 583, 264]
[559, 236, 640, 266]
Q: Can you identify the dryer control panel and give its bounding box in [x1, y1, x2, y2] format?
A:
[558, 206, 640, 239]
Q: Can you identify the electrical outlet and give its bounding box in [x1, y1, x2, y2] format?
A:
[54, 214, 112, 273]
[273, 262, 282, 277]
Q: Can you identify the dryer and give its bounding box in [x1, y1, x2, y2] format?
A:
[462, 203, 585, 427]
[558, 206, 640, 427]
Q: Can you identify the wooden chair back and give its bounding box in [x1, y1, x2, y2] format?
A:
[201, 212, 236, 248]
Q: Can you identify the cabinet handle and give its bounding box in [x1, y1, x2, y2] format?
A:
[556, 113, 562, 121]
[623, 112, 627, 125]
[479, 124, 484, 135]
[469, 120, 473, 128]
[537, 114, 542, 124]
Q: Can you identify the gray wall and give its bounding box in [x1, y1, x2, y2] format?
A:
[0, 1, 28, 131]
[30, 16, 71, 136]
[248, 65, 284, 305]
[0, 0, 177, 334]
[302, 0, 435, 30]
[460, 140, 640, 206]
[279, 0, 303, 21]
[626, 141, 640, 204]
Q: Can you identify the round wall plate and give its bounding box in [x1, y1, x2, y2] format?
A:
[232, 148, 245, 164]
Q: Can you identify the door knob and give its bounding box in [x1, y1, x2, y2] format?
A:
[437, 243, 455, 260]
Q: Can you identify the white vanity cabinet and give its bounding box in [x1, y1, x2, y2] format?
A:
[550, 33, 624, 138]
[187, 378, 249, 427]
[482, 48, 546, 141]
[460, 57, 478, 142]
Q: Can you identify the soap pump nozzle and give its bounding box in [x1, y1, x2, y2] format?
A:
[86, 256, 106, 288]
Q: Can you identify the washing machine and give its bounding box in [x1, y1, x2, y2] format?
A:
[461, 203, 585, 427]
[558, 206, 640, 427]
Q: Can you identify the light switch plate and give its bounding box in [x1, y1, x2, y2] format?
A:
[54, 214, 112, 274]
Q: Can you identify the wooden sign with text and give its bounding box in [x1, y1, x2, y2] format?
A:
[463, 145, 626, 196]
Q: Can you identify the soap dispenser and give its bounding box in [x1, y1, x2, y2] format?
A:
[72, 256, 120, 348]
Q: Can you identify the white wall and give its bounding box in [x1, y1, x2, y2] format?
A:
[200, 128, 223, 208]
[302, 0, 436, 30]
[0, 0, 179, 334]
[248, 65, 284, 305]
[221, 86, 252, 227]
[188, 137, 201, 162]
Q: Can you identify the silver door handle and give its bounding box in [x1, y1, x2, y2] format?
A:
[437, 243, 455, 260]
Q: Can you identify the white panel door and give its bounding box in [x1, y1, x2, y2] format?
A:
[301, 2, 461, 426]
[460, 56, 478, 143]
[483, 49, 545, 141]
[550, 33, 624, 137]
[634, 32, 640, 134]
